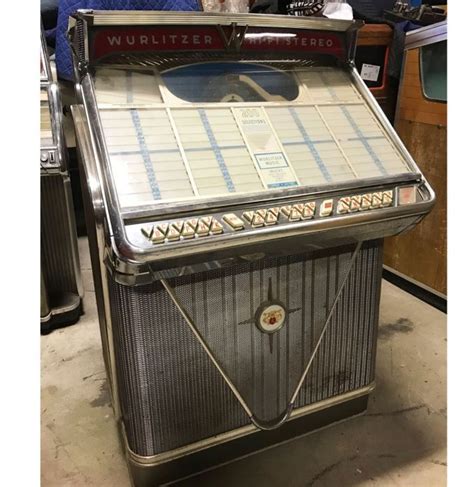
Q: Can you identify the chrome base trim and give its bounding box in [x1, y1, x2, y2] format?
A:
[48, 293, 82, 316]
[123, 382, 375, 467]
[40, 293, 82, 333]
[170, 409, 369, 487]
[40, 311, 52, 323]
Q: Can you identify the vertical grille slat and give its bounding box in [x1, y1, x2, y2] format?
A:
[109, 241, 382, 456]
[41, 175, 79, 297]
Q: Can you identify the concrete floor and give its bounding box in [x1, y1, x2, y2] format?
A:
[41, 237, 447, 487]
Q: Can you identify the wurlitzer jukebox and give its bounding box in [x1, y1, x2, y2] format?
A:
[69, 11, 435, 486]
[41, 29, 83, 333]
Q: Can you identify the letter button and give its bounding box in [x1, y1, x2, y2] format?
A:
[371, 192, 382, 209]
[350, 195, 361, 212]
[302, 203, 315, 219]
[172, 221, 184, 233]
[186, 218, 199, 230]
[265, 212, 277, 225]
[156, 223, 169, 236]
[196, 222, 210, 236]
[382, 190, 393, 207]
[151, 227, 165, 244]
[166, 226, 181, 241]
[181, 223, 195, 239]
[210, 220, 224, 234]
[243, 211, 254, 223]
[289, 208, 302, 221]
[361, 194, 371, 210]
[252, 214, 265, 227]
[337, 197, 350, 214]
[200, 216, 213, 228]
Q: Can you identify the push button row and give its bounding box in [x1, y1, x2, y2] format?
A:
[142, 216, 224, 244]
[140, 190, 394, 244]
[242, 208, 278, 227]
[280, 201, 328, 221]
[337, 190, 393, 215]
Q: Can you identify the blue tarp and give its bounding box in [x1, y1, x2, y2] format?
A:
[55, 0, 201, 80]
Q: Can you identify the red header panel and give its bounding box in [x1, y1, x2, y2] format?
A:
[91, 25, 346, 61]
[242, 27, 344, 56]
[93, 27, 225, 59]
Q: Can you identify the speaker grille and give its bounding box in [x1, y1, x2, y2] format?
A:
[108, 240, 382, 457]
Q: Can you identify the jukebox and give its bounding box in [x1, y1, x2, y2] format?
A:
[40, 29, 83, 333]
[69, 11, 434, 486]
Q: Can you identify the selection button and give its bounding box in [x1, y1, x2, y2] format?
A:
[320, 199, 333, 217]
[223, 213, 245, 230]
[210, 220, 224, 234]
[196, 222, 210, 236]
[181, 223, 196, 239]
[166, 226, 181, 241]
[289, 208, 302, 221]
[252, 214, 265, 227]
[361, 194, 372, 210]
[151, 227, 165, 244]
[265, 212, 278, 225]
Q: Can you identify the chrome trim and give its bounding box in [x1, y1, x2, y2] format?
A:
[119, 199, 430, 268]
[349, 66, 436, 202]
[40, 26, 53, 85]
[40, 272, 51, 320]
[404, 20, 447, 50]
[71, 105, 121, 418]
[127, 215, 423, 283]
[40, 82, 68, 174]
[62, 175, 84, 299]
[290, 242, 362, 403]
[48, 293, 82, 317]
[79, 75, 126, 248]
[161, 241, 362, 431]
[40, 313, 52, 324]
[120, 173, 419, 220]
[75, 10, 363, 32]
[123, 383, 375, 466]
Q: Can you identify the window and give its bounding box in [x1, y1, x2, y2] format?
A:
[420, 40, 447, 102]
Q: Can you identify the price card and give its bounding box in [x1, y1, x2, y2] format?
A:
[361, 63, 381, 83]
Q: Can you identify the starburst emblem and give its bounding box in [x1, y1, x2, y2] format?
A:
[238, 278, 301, 353]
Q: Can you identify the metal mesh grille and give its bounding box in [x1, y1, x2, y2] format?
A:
[108, 240, 383, 457]
[41, 175, 79, 297]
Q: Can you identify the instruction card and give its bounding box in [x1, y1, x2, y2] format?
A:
[233, 107, 298, 189]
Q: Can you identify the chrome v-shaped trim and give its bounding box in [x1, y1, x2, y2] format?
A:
[160, 241, 363, 430]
